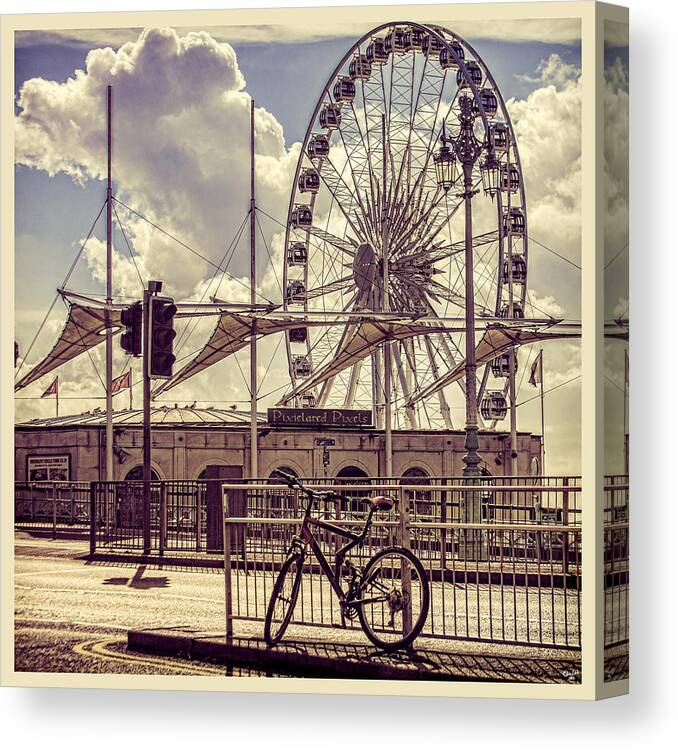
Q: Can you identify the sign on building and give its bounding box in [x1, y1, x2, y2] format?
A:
[26, 454, 70, 481]
[268, 408, 372, 428]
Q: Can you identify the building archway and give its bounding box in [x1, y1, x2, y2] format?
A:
[401, 466, 432, 518]
[124, 465, 160, 481]
[335, 465, 369, 514]
[267, 466, 299, 484]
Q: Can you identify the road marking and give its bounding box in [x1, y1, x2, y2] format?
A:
[73, 639, 226, 676]
[15, 615, 134, 631]
[15, 568, 92, 577]
[14, 584, 224, 605]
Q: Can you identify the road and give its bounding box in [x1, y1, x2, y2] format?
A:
[13, 532, 589, 680]
[14, 533, 242, 675]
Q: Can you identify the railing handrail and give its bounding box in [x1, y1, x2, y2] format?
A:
[220, 482, 583, 492]
[222, 516, 582, 533]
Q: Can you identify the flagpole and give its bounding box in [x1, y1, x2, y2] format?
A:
[249, 97, 258, 481]
[105, 84, 114, 482]
[129, 367, 133, 411]
[56, 376, 59, 419]
[539, 349, 545, 475]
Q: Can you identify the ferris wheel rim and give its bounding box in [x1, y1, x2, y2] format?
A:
[281, 21, 529, 427]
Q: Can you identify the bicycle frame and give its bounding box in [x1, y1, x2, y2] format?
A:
[293, 500, 376, 604]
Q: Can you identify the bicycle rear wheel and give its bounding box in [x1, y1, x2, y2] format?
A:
[357, 546, 429, 651]
[264, 552, 304, 646]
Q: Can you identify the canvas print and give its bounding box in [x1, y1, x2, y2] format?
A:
[603, 17, 629, 684]
[5, 3, 628, 693]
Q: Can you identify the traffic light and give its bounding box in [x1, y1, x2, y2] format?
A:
[149, 295, 177, 378]
[120, 301, 142, 356]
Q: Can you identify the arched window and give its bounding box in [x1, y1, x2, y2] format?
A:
[267, 466, 299, 484]
[336, 465, 369, 481]
[401, 467, 432, 518]
[335, 466, 369, 514]
[124, 465, 159, 481]
[265, 467, 299, 514]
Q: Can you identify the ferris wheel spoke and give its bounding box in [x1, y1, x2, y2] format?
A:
[342, 358, 364, 409]
[306, 225, 356, 258]
[392, 342, 418, 428]
[304, 276, 354, 300]
[334, 112, 374, 220]
[318, 157, 367, 240]
[349, 101, 379, 193]
[429, 230, 499, 264]
[423, 334, 454, 429]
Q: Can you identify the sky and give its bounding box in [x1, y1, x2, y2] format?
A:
[9, 16, 624, 475]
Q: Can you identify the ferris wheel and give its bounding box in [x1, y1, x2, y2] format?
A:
[280, 22, 529, 430]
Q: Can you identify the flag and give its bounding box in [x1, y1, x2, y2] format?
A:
[41, 376, 58, 398]
[529, 350, 543, 387]
[111, 369, 131, 395]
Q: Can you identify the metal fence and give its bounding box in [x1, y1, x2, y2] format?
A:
[224, 481, 584, 650]
[16, 474, 627, 651]
[15, 481, 90, 538]
[604, 478, 629, 649]
[89, 480, 212, 553]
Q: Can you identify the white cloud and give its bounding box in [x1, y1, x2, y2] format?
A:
[15, 27, 297, 302]
[507, 54, 582, 319]
[15, 19, 581, 50]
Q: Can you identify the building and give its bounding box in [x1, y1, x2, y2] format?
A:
[15, 404, 543, 482]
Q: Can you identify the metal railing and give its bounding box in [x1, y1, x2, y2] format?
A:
[223, 481, 583, 650]
[604, 478, 629, 649]
[15, 481, 90, 538]
[89, 480, 212, 554]
[31, 474, 627, 651]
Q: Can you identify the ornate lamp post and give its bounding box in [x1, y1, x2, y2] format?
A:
[435, 93, 499, 478]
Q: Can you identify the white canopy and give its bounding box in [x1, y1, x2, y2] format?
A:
[15, 301, 122, 391]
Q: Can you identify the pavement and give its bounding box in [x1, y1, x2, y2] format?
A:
[12, 531, 600, 682]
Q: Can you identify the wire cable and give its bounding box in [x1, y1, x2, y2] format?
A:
[15, 201, 107, 381]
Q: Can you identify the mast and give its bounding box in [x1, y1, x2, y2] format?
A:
[249, 98, 258, 480]
[105, 85, 114, 482]
[540, 349, 546, 475]
[382, 114, 393, 478]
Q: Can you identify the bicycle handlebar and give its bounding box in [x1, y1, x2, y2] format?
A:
[274, 470, 345, 504]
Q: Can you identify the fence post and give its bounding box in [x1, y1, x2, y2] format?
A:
[31, 483, 36, 521]
[562, 477, 570, 577]
[70, 484, 76, 526]
[89, 482, 97, 556]
[440, 483, 447, 570]
[398, 486, 413, 635]
[159, 482, 167, 556]
[195, 483, 202, 552]
[52, 483, 57, 540]
[222, 486, 233, 644]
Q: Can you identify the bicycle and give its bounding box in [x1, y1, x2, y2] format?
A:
[263, 471, 430, 651]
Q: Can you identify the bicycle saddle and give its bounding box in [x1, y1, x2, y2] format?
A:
[370, 495, 395, 511]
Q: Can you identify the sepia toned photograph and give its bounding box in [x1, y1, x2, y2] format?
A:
[3, 2, 628, 695]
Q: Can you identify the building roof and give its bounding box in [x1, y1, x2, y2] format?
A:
[18, 404, 266, 428]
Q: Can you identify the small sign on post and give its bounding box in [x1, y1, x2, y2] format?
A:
[314, 438, 336, 446]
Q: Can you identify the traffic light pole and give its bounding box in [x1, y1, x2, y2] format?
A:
[142, 284, 152, 555]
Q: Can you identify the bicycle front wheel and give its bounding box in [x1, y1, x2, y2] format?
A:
[357, 546, 429, 651]
[264, 552, 304, 646]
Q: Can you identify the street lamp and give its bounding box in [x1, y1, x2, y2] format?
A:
[433, 125, 459, 191]
[434, 93, 491, 478]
